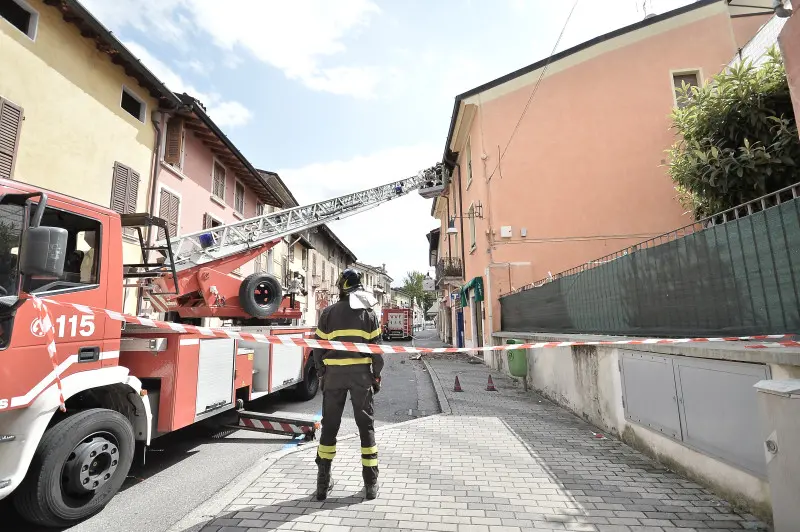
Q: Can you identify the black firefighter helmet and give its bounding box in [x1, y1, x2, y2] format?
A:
[337, 268, 363, 296]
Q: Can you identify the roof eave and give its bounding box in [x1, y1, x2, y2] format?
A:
[440, 0, 724, 166]
[179, 94, 280, 206]
[56, 0, 181, 108]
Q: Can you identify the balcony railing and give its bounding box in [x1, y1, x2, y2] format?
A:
[436, 257, 463, 281]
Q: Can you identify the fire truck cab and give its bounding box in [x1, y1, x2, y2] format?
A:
[0, 180, 318, 527]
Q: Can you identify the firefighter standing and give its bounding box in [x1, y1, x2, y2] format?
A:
[312, 268, 384, 500]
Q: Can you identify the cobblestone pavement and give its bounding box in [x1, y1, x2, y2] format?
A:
[193, 354, 770, 532]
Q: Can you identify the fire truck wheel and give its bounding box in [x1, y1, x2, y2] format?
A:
[239, 273, 283, 318]
[13, 408, 135, 527]
[293, 362, 319, 401]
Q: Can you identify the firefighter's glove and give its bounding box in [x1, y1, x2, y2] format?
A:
[372, 377, 381, 395]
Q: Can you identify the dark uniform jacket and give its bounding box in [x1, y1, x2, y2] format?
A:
[313, 298, 384, 380]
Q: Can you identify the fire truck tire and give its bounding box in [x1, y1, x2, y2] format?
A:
[13, 408, 135, 528]
[239, 273, 283, 318]
[292, 362, 319, 401]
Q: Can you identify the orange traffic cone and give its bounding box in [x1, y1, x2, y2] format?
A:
[486, 375, 497, 391]
[453, 375, 463, 392]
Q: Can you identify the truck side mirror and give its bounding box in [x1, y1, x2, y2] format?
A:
[19, 226, 68, 279]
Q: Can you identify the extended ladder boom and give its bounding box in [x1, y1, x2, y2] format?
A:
[161, 164, 445, 272]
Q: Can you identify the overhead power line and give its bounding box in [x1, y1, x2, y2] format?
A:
[487, 0, 581, 180]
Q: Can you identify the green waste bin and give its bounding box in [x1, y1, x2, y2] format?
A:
[506, 339, 528, 378]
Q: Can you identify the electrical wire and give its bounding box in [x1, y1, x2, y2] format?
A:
[487, 0, 582, 180]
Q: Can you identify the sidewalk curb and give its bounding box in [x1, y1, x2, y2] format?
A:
[169, 413, 445, 532]
[423, 359, 452, 415]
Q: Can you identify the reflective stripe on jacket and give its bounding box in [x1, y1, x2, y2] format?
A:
[313, 299, 384, 377]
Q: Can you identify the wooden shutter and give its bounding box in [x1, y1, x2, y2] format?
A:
[164, 118, 184, 165]
[203, 213, 213, 229]
[158, 189, 179, 239]
[0, 98, 24, 180]
[126, 169, 140, 214]
[111, 163, 129, 214]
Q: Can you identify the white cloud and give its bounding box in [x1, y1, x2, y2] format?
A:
[179, 59, 209, 76]
[80, 0, 383, 98]
[279, 145, 442, 283]
[122, 41, 252, 128]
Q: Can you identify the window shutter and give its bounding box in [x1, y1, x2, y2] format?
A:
[158, 189, 170, 241]
[158, 189, 179, 240]
[111, 163, 129, 214]
[168, 193, 180, 237]
[126, 169, 140, 214]
[202, 213, 212, 229]
[164, 118, 184, 165]
[0, 98, 24, 180]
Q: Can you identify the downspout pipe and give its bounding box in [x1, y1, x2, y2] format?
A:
[137, 109, 165, 316]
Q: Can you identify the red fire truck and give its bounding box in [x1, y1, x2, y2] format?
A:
[0, 167, 444, 527]
[382, 307, 413, 341]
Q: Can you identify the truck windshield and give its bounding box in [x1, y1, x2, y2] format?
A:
[0, 203, 25, 297]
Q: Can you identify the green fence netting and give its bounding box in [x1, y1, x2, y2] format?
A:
[500, 196, 800, 337]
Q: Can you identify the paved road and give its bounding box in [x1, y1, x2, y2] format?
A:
[0, 329, 441, 532]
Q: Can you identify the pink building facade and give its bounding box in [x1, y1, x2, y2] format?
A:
[142, 94, 291, 320]
[430, 0, 771, 349]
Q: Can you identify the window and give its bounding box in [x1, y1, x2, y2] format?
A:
[288, 242, 295, 262]
[234, 181, 245, 214]
[672, 71, 700, 109]
[302, 248, 308, 270]
[202, 213, 222, 230]
[322, 260, 326, 281]
[110, 162, 140, 237]
[312, 253, 317, 275]
[0, 97, 24, 180]
[282, 257, 289, 286]
[468, 204, 476, 251]
[465, 138, 472, 188]
[330, 266, 334, 283]
[256, 202, 265, 216]
[26, 206, 102, 293]
[0, 0, 37, 40]
[120, 87, 145, 123]
[164, 117, 185, 169]
[158, 188, 180, 240]
[212, 161, 226, 199]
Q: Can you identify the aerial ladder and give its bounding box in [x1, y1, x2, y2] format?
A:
[128, 163, 447, 322]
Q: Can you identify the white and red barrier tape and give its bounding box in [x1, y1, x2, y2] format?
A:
[745, 341, 800, 349]
[30, 296, 796, 354]
[30, 297, 67, 412]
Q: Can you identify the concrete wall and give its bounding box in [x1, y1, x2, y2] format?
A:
[779, 7, 800, 131]
[437, 2, 770, 350]
[491, 331, 800, 522]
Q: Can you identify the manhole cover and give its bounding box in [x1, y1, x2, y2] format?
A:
[395, 409, 429, 418]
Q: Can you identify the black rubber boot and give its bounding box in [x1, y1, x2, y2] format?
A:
[316, 459, 333, 501]
[363, 466, 379, 500]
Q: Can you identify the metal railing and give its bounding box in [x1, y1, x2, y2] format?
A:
[500, 182, 800, 337]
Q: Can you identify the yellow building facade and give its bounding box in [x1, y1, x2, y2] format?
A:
[0, 0, 180, 313]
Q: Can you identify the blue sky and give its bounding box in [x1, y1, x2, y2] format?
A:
[81, 0, 694, 284]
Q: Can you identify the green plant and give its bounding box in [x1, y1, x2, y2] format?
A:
[666, 47, 800, 218]
[400, 271, 435, 313]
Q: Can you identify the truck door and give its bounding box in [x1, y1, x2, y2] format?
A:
[1, 201, 112, 410]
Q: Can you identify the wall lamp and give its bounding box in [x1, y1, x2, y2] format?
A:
[446, 202, 484, 234]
